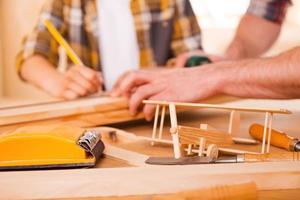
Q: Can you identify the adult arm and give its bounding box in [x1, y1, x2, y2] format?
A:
[225, 14, 281, 59]
[225, 0, 291, 59]
[113, 47, 300, 120]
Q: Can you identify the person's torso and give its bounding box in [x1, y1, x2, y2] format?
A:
[96, 0, 140, 90]
[63, 0, 177, 69]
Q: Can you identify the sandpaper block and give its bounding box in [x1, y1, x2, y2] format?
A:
[0, 125, 104, 170]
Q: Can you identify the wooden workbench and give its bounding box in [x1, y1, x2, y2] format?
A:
[0, 98, 300, 199]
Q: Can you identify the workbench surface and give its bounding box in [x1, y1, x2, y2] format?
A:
[0, 98, 300, 199]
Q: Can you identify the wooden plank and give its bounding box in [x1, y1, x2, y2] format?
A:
[0, 96, 129, 126]
[152, 182, 257, 200]
[0, 109, 144, 133]
[143, 100, 292, 114]
[178, 126, 233, 145]
[104, 144, 149, 167]
[0, 161, 299, 199]
[53, 189, 300, 200]
[36, 182, 257, 200]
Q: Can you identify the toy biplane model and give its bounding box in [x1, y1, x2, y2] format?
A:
[142, 100, 292, 165]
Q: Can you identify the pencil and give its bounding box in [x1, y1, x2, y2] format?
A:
[43, 19, 84, 66]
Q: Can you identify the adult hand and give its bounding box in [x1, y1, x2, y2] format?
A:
[111, 65, 225, 120]
[110, 67, 174, 98]
[174, 50, 227, 68]
[47, 65, 103, 99]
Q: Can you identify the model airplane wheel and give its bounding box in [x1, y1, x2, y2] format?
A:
[206, 144, 218, 159]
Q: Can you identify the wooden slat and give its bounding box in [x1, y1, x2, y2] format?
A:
[143, 100, 292, 114]
[178, 126, 233, 145]
[0, 109, 144, 133]
[0, 96, 128, 126]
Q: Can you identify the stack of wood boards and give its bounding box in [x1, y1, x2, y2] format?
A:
[0, 96, 144, 132]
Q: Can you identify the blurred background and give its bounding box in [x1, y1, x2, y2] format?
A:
[0, 0, 300, 102]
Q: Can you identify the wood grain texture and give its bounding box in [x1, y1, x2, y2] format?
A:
[0, 101, 145, 133]
[0, 96, 128, 125]
[0, 161, 299, 199]
[153, 182, 257, 200]
[1, 99, 299, 199]
[59, 189, 300, 200]
[178, 125, 233, 145]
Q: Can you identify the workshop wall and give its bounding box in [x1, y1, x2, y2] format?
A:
[0, 15, 3, 97]
[0, 0, 50, 100]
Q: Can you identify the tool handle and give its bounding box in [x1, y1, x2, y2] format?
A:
[249, 123, 292, 151]
[242, 153, 270, 162]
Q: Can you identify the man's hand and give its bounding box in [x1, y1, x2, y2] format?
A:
[48, 65, 103, 99]
[111, 67, 174, 98]
[111, 46, 300, 121]
[111, 66, 224, 120]
[174, 50, 227, 68]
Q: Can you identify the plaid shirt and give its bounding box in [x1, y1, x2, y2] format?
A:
[247, 0, 291, 24]
[17, 0, 201, 72]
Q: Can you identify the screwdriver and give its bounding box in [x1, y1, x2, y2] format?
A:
[249, 123, 300, 152]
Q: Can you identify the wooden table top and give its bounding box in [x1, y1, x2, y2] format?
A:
[1, 98, 300, 199]
[107, 108, 300, 200]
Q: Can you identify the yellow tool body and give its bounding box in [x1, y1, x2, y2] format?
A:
[0, 125, 104, 170]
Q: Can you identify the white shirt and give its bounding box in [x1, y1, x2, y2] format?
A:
[97, 0, 140, 91]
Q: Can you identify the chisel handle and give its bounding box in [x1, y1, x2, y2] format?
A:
[249, 123, 294, 151]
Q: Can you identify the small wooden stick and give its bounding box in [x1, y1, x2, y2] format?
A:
[199, 137, 206, 156]
[143, 99, 291, 114]
[158, 106, 166, 140]
[151, 105, 160, 146]
[261, 112, 270, 154]
[228, 110, 240, 135]
[266, 113, 273, 153]
[187, 144, 193, 155]
[169, 104, 181, 158]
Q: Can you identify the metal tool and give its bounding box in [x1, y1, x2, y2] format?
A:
[145, 155, 245, 165]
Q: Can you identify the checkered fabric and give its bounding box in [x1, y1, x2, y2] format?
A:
[247, 0, 291, 24]
[17, 0, 202, 73]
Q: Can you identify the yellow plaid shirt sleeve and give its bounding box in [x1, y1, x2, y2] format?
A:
[16, 0, 64, 73]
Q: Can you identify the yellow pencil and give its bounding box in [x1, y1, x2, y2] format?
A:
[43, 19, 84, 66]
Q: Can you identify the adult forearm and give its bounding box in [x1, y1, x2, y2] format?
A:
[219, 47, 300, 98]
[225, 14, 281, 59]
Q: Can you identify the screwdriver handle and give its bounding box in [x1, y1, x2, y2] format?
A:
[249, 124, 294, 151]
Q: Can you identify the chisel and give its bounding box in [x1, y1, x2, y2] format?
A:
[249, 123, 300, 152]
[145, 154, 268, 165]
